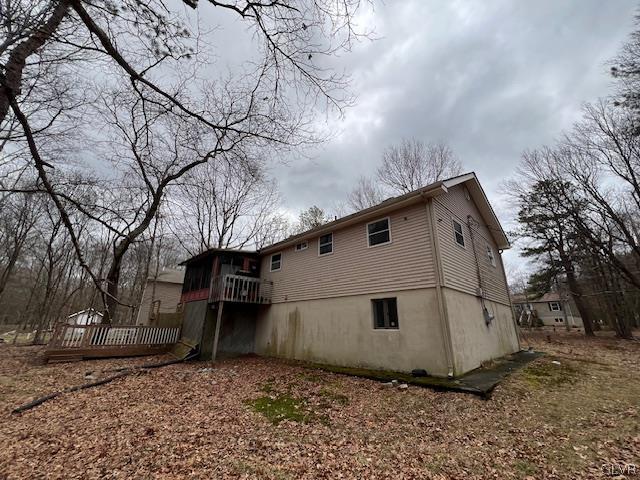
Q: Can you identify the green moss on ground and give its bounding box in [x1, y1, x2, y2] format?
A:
[521, 358, 580, 388]
[247, 394, 310, 424]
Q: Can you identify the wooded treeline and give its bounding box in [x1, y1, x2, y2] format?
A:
[1, 0, 367, 329]
[507, 16, 640, 339]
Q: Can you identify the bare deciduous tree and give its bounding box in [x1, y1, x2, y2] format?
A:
[1, 0, 365, 321]
[376, 139, 462, 194]
[169, 156, 283, 255]
[295, 205, 330, 232]
[347, 175, 384, 211]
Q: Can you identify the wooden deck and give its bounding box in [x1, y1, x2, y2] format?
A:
[45, 324, 181, 362]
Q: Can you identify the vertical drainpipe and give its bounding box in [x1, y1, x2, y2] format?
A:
[426, 197, 456, 378]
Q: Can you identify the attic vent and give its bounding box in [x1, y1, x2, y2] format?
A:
[464, 186, 471, 201]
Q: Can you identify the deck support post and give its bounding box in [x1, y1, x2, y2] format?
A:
[212, 301, 224, 362]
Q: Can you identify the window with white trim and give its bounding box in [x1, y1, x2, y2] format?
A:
[270, 253, 282, 272]
[549, 301, 561, 312]
[295, 241, 308, 251]
[372, 298, 399, 329]
[486, 245, 496, 267]
[453, 220, 465, 247]
[318, 233, 333, 255]
[367, 218, 391, 247]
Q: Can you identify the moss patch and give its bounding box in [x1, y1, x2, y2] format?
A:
[247, 394, 310, 424]
[521, 359, 580, 388]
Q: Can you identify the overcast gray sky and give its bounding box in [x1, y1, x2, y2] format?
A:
[267, 1, 637, 275]
[197, 1, 638, 276]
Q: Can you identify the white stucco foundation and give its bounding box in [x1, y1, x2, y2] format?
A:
[255, 288, 450, 376]
[443, 288, 520, 375]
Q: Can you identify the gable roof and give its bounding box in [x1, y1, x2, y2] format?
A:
[511, 292, 561, 304]
[68, 308, 103, 319]
[260, 172, 509, 254]
[147, 268, 185, 284]
[444, 173, 510, 250]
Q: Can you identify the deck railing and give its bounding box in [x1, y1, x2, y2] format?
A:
[209, 274, 273, 304]
[48, 324, 181, 350]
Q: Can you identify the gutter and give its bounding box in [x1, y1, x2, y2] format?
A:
[261, 182, 448, 255]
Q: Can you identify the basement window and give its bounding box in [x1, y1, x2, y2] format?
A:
[549, 301, 561, 312]
[318, 233, 333, 256]
[367, 217, 391, 247]
[270, 253, 282, 272]
[372, 298, 399, 329]
[453, 219, 465, 247]
[295, 241, 308, 251]
[486, 245, 496, 267]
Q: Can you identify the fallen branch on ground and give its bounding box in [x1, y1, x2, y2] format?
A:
[11, 355, 196, 414]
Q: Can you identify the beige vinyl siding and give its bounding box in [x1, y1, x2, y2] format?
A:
[261, 203, 437, 303]
[136, 281, 183, 325]
[434, 185, 510, 306]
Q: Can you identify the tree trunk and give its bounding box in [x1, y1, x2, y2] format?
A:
[565, 270, 595, 336]
[0, 0, 70, 123]
[104, 254, 123, 324]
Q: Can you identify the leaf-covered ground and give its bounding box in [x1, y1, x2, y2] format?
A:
[0, 330, 638, 479]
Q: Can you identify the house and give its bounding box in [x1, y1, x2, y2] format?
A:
[136, 268, 185, 325]
[67, 309, 103, 326]
[179, 173, 520, 377]
[512, 292, 584, 328]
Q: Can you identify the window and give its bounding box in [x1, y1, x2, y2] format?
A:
[367, 217, 391, 247]
[270, 253, 282, 272]
[453, 220, 465, 247]
[295, 241, 308, 251]
[549, 301, 561, 312]
[372, 298, 399, 329]
[319, 233, 333, 255]
[486, 245, 496, 267]
[555, 318, 563, 323]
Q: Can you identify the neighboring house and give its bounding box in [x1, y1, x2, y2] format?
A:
[136, 268, 185, 325]
[512, 292, 584, 328]
[67, 309, 103, 325]
[179, 173, 520, 377]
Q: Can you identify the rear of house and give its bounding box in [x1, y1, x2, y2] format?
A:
[179, 173, 520, 377]
[255, 173, 519, 377]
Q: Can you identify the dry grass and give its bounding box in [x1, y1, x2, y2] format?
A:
[0, 330, 638, 479]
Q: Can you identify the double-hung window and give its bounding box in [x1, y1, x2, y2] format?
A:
[319, 233, 333, 255]
[549, 301, 561, 312]
[367, 218, 391, 247]
[270, 253, 282, 272]
[486, 245, 496, 267]
[453, 220, 465, 247]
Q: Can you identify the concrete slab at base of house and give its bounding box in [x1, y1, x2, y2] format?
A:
[303, 350, 544, 397]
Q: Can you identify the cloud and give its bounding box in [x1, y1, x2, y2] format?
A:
[261, 1, 637, 274]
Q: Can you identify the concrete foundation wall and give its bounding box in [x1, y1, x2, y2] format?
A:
[218, 305, 258, 356]
[444, 288, 520, 375]
[255, 288, 450, 376]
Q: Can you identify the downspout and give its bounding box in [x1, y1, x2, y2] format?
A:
[426, 197, 455, 378]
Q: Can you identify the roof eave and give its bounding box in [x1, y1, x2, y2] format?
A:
[259, 182, 448, 255]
